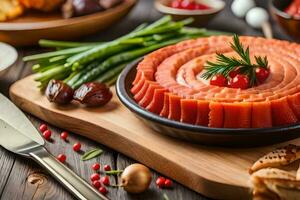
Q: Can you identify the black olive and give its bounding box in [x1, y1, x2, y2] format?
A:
[45, 80, 74, 104]
[72, 0, 103, 16]
[73, 82, 112, 107]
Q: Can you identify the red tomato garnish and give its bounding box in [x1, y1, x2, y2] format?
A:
[100, 176, 110, 186]
[60, 131, 68, 140]
[57, 154, 66, 163]
[104, 165, 111, 171]
[92, 180, 101, 189]
[90, 173, 100, 181]
[92, 163, 100, 171]
[229, 68, 240, 78]
[39, 124, 47, 132]
[156, 177, 166, 188]
[164, 179, 173, 188]
[99, 186, 108, 195]
[170, 0, 210, 10]
[73, 142, 81, 152]
[42, 130, 51, 141]
[210, 74, 227, 87]
[255, 67, 269, 83]
[228, 74, 249, 89]
[170, 0, 182, 8]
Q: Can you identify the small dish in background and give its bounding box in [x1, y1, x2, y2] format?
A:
[270, 0, 300, 40]
[0, 42, 18, 78]
[154, 0, 225, 26]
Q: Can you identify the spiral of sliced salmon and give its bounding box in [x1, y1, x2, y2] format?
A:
[131, 36, 300, 128]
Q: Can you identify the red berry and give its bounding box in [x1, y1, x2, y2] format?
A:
[92, 163, 100, 171]
[99, 186, 108, 195]
[100, 176, 110, 186]
[57, 154, 66, 163]
[255, 67, 270, 83]
[228, 74, 249, 89]
[73, 142, 81, 152]
[92, 180, 101, 189]
[229, 69, 240, 78]
[39, 124, 47, 132]
[156, 177, 166, 188]
[42, 130, 51, 140]
[104, 165, 111, 171]
[210, 74, 227, 87]
[90, 173, 100, 181]
[60, 131, 68, 140]
[164, 179, 173, 188]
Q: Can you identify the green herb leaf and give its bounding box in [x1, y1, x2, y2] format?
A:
[81, 148, 103, 161]
[105, 170, 124, 175]
[201, 34, 269, 87]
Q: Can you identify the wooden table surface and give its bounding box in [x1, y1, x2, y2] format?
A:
[0, 0, 295, 199]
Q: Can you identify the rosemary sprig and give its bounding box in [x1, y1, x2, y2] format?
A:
[201, 34, 269, 86]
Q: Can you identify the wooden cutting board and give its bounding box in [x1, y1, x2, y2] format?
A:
[9, 75, 300, 199]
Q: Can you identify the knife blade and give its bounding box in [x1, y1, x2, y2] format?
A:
[0, 93, 44, 145]
[0, 94, 108, 200]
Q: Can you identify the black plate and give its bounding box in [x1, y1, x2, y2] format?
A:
[116, 59, 300, 147]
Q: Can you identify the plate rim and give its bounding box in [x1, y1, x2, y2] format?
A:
[116, 58, 300, 136]
[0, 0, 137, 31]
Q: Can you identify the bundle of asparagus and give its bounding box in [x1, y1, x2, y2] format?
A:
[24, 15, 226, 90]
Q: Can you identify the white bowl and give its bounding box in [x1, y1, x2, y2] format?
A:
[0, 42, 18, 78]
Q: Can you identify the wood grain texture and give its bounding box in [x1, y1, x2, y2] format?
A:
[9, 75, 300, 199]
[0, 0, 137, 46]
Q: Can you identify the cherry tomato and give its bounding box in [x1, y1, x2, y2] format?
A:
[228, 74, 249, 89]
[210, 74, 227, 87]
[170, 0, 182, 8]
[181, 0, 197, 10]
[229, 68, 240, 78]
[255, 67, 269, 83]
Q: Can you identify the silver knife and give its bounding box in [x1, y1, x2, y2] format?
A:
[0, 93, 108, 200]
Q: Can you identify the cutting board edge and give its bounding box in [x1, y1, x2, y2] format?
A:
[9, 76, 252, 199]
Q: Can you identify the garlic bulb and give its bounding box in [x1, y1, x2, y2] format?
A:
[246, 7, 269, 29]
[231, 0, 255, 18]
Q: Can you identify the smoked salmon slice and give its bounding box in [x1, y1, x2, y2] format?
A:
[252, 102, 272, 128]
[134, 81, 150, 102]
[138, 83, 161, 108]
[160, 93, 170, 118]
[195, 101, 209, 126]
[223, 102, 252, 128]
[146, 89, 168, 114]
[209, 102, 224, 128]
[168, 94, 181, 121]
[287, 93, 300, 120]
[271, 97, 298, 126]
[180, 99, 198, 124]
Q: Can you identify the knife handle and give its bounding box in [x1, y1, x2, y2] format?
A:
[29, 147, 109, 200]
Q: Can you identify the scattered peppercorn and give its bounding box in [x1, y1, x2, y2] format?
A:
[156, 177, 165, 188]
[60, 131, 68, 140]
[39, 124, 48, 132]
[73, 142, 81, 152]
[99, 186, 108, 195]
[104, 165, 111, 171]
[90, 173, 100, 181]
[92, 180, 101, 189]
[100, 176, 110, 186]
[164, 179, 173, 188]
[92, 163, 100, 171]
[42, 130, 52, 141]
[57, 154, 66, 163]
